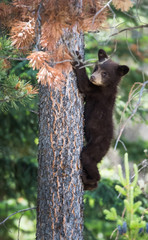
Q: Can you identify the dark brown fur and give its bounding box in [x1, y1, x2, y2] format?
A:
[72, 49, 129, 190]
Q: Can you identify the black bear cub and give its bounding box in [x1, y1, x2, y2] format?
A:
[72, 49, 129, 190]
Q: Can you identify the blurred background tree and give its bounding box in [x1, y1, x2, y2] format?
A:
[0, 0, 148, 239]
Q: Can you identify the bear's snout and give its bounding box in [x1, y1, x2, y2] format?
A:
[90, 73, 103, 86]
[90, 75, 96, 83]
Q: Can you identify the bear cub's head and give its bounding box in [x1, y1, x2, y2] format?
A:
[90, 49, 129, 87]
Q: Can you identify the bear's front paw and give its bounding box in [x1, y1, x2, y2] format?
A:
[71, 51, 82, 68]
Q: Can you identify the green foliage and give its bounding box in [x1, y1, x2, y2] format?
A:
[104, 153, 148, 239]
[0, 198, 36, 240]
[0, 36, 39, 239]
[104, 208, 118, 221]
[117, 138, 148, 163]
[0, 156, 37, 201]
[0, 37, 38, 111]
[84, 179, 124, 240]
[0, 104, 38, 239]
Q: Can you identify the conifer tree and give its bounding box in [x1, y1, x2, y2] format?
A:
[0, 0, 133, 238]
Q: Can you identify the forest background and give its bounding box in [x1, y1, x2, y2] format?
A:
[0, 0, 148, 239]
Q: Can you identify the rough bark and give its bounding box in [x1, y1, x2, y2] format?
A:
[36, 13, 84, 240]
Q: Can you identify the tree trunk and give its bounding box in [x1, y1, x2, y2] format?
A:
[36, 19, 84, 240]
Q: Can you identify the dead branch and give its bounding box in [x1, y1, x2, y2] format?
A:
[92, 0, 113, 26]
[110, 227, 118, 239]
[131, 159, 148, 181]
[0, 207, 36, 226]
[117, 158, 148, 199]
[126, 31, 138, 62]
[17, 213, 25, 240]
[114, 80, 148, 150]
[29, 109, 39, 115]
[110, 24, 148, 37]
[118, 82, 143, 129]
[35, 0, 43, 51]
[0, 56, 28, 61]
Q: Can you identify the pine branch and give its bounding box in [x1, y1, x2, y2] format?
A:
[0, 94, 28, 103]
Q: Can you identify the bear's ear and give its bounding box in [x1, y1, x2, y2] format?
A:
[117, 65, 129, 76]
[98, 49, 108, 62]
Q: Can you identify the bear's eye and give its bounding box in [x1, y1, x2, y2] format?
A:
[101, 72, 107, 77]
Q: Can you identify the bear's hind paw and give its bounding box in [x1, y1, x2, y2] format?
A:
[84, 182, 98, 190]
